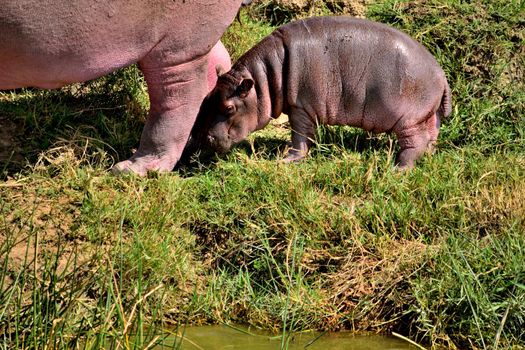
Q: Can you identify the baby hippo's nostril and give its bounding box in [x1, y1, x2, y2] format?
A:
[207, 135, 216, 144]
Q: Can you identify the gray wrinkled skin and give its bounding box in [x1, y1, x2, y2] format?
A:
[193, 16, 452, 169]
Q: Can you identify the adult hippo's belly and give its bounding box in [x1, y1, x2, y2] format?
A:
[0, 0, 240, 175]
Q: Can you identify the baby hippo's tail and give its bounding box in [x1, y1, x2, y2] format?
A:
[437, 79, 452, 118]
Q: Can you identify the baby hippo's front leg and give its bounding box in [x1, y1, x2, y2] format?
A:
[283, 109, 316, 163]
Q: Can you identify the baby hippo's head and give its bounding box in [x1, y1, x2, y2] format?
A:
[193, 66, 259, 154]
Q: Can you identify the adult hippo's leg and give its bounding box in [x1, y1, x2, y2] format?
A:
[113, 40, 231, 175]
[207, 41, 232, 91]
[112, 49, 211, 175]
[177, 41, 232, 163]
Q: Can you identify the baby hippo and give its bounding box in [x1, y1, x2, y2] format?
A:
[192, 16, 452, 169]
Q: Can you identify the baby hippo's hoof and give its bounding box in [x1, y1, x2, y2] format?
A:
[394, 163, 414, 172]
[281, 150, 307, 163]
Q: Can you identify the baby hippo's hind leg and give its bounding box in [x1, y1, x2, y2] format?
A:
[394, 113, 440, 169]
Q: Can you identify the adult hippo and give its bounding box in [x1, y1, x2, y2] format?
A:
[0, 0, 242, 175]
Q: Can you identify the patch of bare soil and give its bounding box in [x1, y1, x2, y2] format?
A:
[324, 0, 370, 17]
[255, 0, 371, 17]
[0, 184, 102, 293]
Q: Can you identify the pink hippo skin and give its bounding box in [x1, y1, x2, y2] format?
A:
[193, 16, 452, 169]
[0, 0, 240, 175]
[207, 41, 232, 92]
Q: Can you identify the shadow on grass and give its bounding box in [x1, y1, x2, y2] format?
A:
[176, 135, 289, 177]
[178, 124, 397, 176]
[0, 72, 147, 178]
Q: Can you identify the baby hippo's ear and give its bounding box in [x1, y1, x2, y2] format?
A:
[215, 64, 227, 77]
[237, 78, 254, 98]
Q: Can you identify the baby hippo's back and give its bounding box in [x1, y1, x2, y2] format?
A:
[276, 16, 448, 132]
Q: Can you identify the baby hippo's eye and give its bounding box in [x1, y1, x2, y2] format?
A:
[225, 104, 235, 115]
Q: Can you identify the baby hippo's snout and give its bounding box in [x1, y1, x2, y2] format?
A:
[204, 130, 233, 154]
[206, 134, 216, 145]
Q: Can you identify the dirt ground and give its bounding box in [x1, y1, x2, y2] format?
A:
[258, 0, 370, 17]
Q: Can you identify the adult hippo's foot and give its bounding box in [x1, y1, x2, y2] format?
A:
[112, 52, 210, 176]
[112, 152, 177, 176]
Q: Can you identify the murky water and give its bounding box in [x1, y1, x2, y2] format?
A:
[157, 325, 419, 349]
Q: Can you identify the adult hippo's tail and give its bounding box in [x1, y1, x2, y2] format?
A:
[438, 80, 452, 118]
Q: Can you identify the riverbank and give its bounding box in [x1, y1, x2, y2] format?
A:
[1, 0, 524, 348]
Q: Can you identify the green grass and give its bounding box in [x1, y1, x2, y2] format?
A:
[1, 1, 525, 349]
